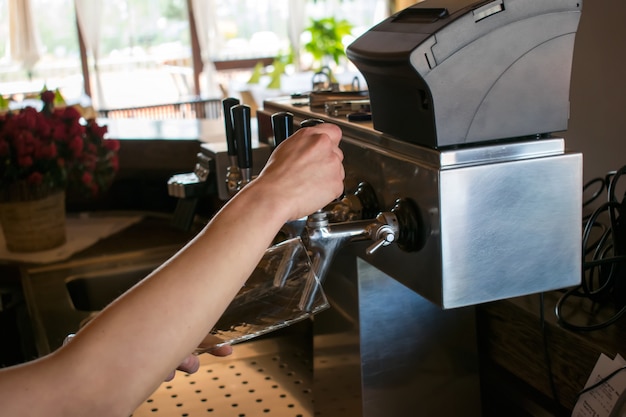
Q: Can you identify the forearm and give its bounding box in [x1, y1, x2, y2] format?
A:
[65, 179, 293, 414]
[0, 181, 292, 417]
[0, 123, 344, 417]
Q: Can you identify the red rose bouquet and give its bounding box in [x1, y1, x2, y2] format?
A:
[0, 91, 120, 202]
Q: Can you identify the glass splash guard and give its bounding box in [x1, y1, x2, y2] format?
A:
[195, 237, 328, 353]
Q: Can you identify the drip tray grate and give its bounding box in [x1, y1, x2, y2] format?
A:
[132, 337, 313, 417]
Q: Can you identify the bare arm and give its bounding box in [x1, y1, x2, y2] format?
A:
[0, 123, 344, 417]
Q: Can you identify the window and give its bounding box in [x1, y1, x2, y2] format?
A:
[1, 0, 388, 110]
[0, 0, 83, 101]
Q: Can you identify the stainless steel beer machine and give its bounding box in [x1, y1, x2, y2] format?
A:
[169, 0, 583, 415]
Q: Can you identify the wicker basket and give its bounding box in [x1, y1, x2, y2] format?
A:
[0, 190, 66, 252]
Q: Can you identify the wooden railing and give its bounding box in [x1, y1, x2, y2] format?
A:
[97, 97, 223, 120]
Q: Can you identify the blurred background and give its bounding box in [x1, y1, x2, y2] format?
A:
[0, 0, 412, 111]
[3, 0, 625, 183]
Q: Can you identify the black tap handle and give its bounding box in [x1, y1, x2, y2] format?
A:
[222, 97, 240, 157]
[231, 104, 253, 170]
[300, 118, 325, 128]
[271, 111, 294, 146]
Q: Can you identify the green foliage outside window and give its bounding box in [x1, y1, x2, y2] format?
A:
[303, 16, 353, 69]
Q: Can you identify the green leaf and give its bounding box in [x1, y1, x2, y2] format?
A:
[267, 60, 285, 89]
[54, 88, 66, 106]
[0, 95, 8, 111]
[247, 61, 265, 84]
[303, 16, 354, 67]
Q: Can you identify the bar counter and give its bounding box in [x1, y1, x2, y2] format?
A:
[101, 117, 226, 178]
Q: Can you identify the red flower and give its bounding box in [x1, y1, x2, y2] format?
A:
[26, 171, 44, 185]
[110, 154, 119, 171]
[51, 123, 68, 141]
[104, 138, 120, 152]
[18, 107, 39, 129]
[40, 90, 55, 105]
[90, 123, 108, 140]
[0, 139, 9, 156]
[34, 142, 57, 160]
[82, 153, 97, 171]
[68, 135, 84, 158]
[61, 106, 81, 120]
[0, 90, 120, 200]
[80, 171, 93, 186]
[17, 155, 33, 168]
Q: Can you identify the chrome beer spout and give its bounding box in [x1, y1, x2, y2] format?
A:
[302, 211, 375, 285]
[302, 201, 414, 285]
[299, 198, 424, 311]
[324, 182, 379, 223]
[274, 181, 380, 244]
[167, 152, 213, 231]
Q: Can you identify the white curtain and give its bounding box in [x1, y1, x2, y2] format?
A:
[287, 0, 307, 72]
[190, 0, 221, 97]
[74, 0, 102, 60]
[74, 0, 104, 106]
[8, 0, 42, 77]
[374, 0, 391, 23]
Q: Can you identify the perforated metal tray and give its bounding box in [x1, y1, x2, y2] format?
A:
[132, 336, 313, 417]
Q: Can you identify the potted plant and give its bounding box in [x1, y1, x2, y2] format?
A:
[303, 16, 354, 70]
[0, 90, 120, 252]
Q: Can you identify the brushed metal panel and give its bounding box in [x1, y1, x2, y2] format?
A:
[340, 137, 582, 308]
[357, 259, 481, 417]
[439, 152, 583, 307]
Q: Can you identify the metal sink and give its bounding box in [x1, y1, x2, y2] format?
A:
[19, 212, 208, 360]
[65, 261, 160, 312]
[22, 246, 181, 355]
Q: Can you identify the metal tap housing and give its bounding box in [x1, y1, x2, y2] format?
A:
[301, 197, 418, 285]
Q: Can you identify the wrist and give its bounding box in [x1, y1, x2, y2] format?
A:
[231, 179, 294, 230]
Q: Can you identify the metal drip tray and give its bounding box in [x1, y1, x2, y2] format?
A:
[132, 335, 314, 417]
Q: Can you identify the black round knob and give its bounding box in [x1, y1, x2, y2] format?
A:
[300, 118, 325, 128]
[354, 182, 380, 220]
[391, 198, 427, 252]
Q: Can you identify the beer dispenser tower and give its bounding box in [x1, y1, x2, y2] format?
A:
[260, 1, 584, 415]
[170, 1, 584, 415]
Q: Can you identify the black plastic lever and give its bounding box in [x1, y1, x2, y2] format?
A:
[231, 104, 253, 171]
[222, 97, 240, 158]
[271, 111, 294, 146]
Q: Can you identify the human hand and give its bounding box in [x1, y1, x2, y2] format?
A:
[254, 123, 345, 221]
[65, 331, 231, 382]
[164, 336, 233, 381]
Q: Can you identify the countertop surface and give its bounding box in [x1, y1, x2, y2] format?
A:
[101, 117, 230, 144]
[1, 211, 204, 267]
[0, 213, 142, 265]
[15, 211, 206, 355]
